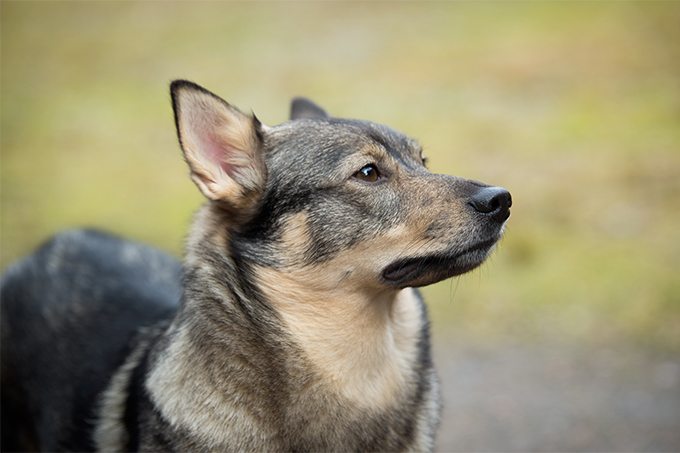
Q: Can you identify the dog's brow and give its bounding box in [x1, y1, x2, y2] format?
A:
[363, 143, 390, 162]
[363, 130, 425, 170]
[367, 130, 391, 151]
[366, 129, 416, 155]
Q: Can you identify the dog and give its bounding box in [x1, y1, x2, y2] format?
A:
[1, 80, 511, 452]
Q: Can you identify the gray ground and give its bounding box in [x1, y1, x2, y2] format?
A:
[433, 340, 680, 452]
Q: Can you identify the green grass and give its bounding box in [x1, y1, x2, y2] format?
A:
[2, 2, 679, 350]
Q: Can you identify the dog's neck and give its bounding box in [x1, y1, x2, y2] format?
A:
[254, 264, 424, 409]
[147, 204, 425, 446]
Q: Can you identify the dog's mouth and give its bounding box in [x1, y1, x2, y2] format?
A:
[382, 238, 498, 288]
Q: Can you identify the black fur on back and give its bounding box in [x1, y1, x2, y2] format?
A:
[1, 230, 181, 451]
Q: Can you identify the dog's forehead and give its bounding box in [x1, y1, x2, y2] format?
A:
[267, 118, 421, 160]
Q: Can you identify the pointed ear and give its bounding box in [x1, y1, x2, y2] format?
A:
[171, 80, 267, 212]
[290, 97, 329, 120]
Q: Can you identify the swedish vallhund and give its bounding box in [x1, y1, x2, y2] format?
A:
[1, 80, 511, 452]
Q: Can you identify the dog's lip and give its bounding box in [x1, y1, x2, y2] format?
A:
[381, 238, 498, 285]
[382, 260, 421, 282]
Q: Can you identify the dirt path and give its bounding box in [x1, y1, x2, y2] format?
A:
[433, 340, 680, 452]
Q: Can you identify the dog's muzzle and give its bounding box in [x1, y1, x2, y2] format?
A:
[381, 184, 511, 288]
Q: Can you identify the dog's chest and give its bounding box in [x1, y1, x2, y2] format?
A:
[141, 289, 432, 451]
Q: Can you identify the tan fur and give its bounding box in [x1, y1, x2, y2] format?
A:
[252, 214, 434, 409]
[145, 205, 275, 450]
[174, 88, 266, 209]
[257, 265, 422, 410]
[94, 326, 161, 452]
[144, 209, 431, 447]
[183, 203, 232, 267]
[114, 96, 497, 449]
[145, 324, 275, 451]
[278, 208, 465, 280]
[1, 82, 510, 452]
[278, 212, 313, 260]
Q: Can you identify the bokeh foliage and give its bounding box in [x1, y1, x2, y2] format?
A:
[2, 2, 679, 349]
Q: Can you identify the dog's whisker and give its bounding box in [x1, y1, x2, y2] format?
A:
[320, 270, 352, 307]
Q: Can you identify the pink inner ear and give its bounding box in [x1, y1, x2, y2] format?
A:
[200, 131, 239, 178]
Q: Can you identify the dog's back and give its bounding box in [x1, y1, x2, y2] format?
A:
[1, 229, 181, 452]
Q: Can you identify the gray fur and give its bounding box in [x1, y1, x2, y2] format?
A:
[1, 81, 511, 452]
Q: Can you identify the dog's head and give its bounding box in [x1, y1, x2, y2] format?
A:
[171, 80, 510, 290]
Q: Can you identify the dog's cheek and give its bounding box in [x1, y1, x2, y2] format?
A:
[305, 190, 403, 263]
[276, 212, 315, 265]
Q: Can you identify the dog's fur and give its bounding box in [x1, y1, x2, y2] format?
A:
[1, 81, 511, 452]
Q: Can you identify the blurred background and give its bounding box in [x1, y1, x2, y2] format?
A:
[2, 2, 679, 451]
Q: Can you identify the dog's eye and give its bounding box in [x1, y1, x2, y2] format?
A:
[353, 165, 381, 182]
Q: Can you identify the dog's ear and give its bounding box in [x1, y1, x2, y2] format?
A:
[171, 80, 267, 213]
[290, 97, 329, 120]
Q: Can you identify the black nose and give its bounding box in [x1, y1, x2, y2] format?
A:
[468, 186, 512, 222]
